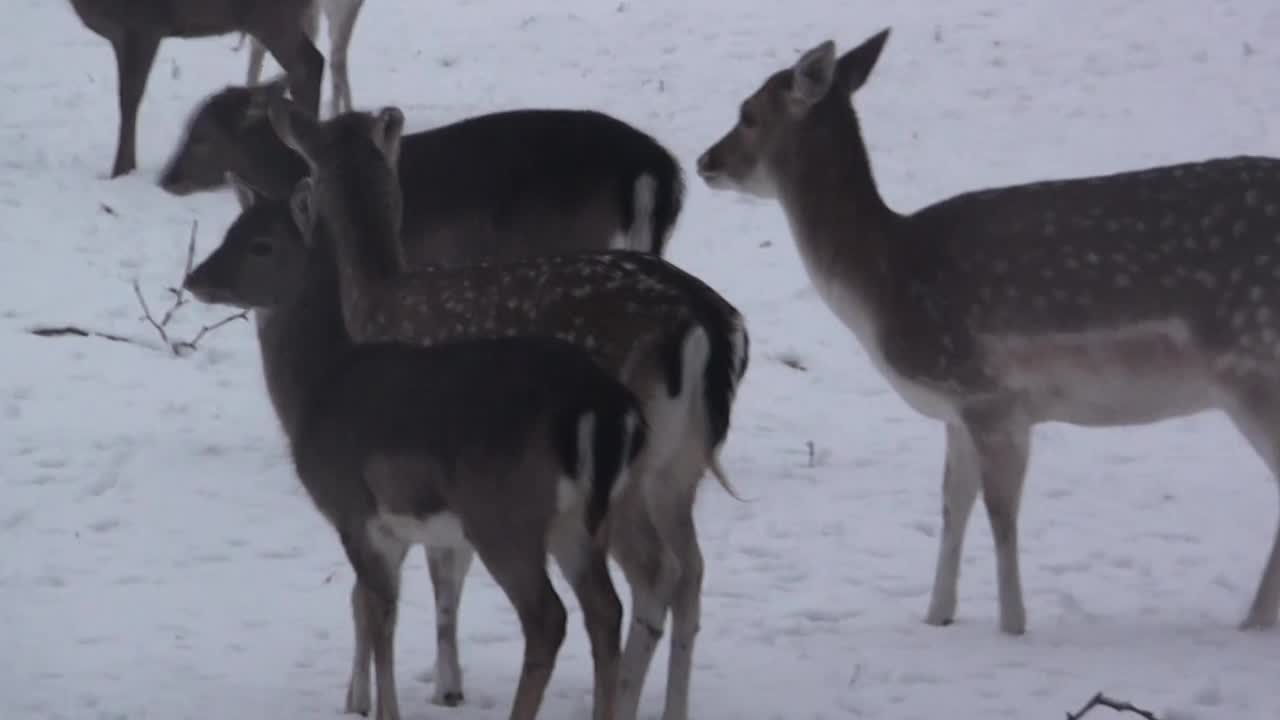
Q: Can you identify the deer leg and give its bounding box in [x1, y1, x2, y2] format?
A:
[613, 503, 682, 719]
[470, 527, 566, 720]
[341, 524, 409, 720]
[1220, 385, 1280, 629]
[254, 25, 324, 119]
[108, 31, 160, 178]
[925, 422, 982, 627]
[659, 507, 702, 720]
[551, 524, 622, 720]
[968, 414, 1031, 635]
[246, 39, 267, 85]
[424, 545, 473, 705]
[345, 579, 373, 715]
[325, 0, 365, 115]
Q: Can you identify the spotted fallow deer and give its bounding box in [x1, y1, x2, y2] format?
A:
[697, 27, 1280, 635]
[239, 99, 748, 720]
[184, 184, 647, 720]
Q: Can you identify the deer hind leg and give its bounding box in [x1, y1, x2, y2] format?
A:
[340, 522, 410, 720]
[424, 545, 474, 705]
[612, 504, 680, 720]
[925, 423, 982, 627]
[550, 519, 623, 720]
[1219, 383, 1280, 629]
[658, 495, 702, 720]
[252, 20, 324, 119]
[969, 412, 1032, 635]
[324, 0, 365, 115]
[468, 518, 566, 720]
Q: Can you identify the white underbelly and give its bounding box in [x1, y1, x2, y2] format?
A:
[979, 319, 1215, 426]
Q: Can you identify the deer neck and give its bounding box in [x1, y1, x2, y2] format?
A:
[769, 105, 899, 344]
[324, 215, 409, 342]
[255, 255, 355, 442]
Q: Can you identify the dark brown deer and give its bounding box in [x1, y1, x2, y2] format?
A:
[65, 0, 322, 178]
[696, 27, 1280, 636]
[158, 82, 684, 259]
[183, 177, 646, 720]
[257, 99, 749, 720]
[243, 0, 365, 116]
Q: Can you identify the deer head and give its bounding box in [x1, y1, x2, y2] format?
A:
[696, 28, 891, 198]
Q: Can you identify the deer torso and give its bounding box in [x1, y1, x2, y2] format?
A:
[800, 156, 1280, 426]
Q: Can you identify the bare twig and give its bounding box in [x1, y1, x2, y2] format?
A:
[1067, 692, 1161, 720]
[126, 220, 249, 356]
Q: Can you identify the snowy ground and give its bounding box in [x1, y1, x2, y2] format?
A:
[4, 0, 1280, 718]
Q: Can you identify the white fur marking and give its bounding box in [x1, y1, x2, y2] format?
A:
[376, 512, 469, 551]
[628, 174, 658, 252]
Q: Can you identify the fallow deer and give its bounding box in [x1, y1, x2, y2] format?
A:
[158, 83, 684, 259]
[697, 27, 1280, 635]
[65, 0, 323, 178]
[257, 99, 749, 720]
[183, 177, 648, 720]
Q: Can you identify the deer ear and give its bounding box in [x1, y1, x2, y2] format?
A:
[226, 171, 261, 210]
[289, 178, 316, 246]
[789, 40, 837, 107]
[835, 28, 890, 94]
[268, 93, 320, 163]
[373, 106, 405, 171]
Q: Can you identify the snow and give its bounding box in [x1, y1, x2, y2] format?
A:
[3, 0, 1280, 718]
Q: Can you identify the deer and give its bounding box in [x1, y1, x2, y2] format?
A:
[695, 27, 1280, 636]
[65, 0, 323, 179]
[182, 173, 648, 720]
[157, 81, 685, 259]
[248, 98, 749, 720]
[241, 0, 366, 116]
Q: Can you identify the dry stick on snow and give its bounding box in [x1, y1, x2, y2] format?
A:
[1066, 692, 1161, 720]
[131, 220, 249, 356]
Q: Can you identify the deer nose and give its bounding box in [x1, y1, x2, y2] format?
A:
[696, 150, 720, 179]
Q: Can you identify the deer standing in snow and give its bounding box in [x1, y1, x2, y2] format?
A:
[184, 176, 645, 720]
[200, 98, 748, 720]
[242, 0, 365, 116]
[697, 27, 1280, 635]
[65, 0, 323, 178]
[158, 82, 684, 260]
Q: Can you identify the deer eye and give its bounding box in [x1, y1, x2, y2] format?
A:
[248, 239, 273, 257]
[739, 108, 757, 129]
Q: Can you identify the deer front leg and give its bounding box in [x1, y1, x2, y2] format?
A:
[969, 413, 1031, 635]
[425, 545, 473, 705]
[925, 422, 981, 627]
[341, 525, 410, 720]
[108, 31, 160, 178]
[345, 580, 373, 715]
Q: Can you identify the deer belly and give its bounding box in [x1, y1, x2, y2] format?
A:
[979, 320, 1214, 426]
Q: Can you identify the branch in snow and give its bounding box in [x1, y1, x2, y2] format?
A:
[30, 220, 248, 355]
[1067, 692, 1160, 720]
[131, 221, 249, 356]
